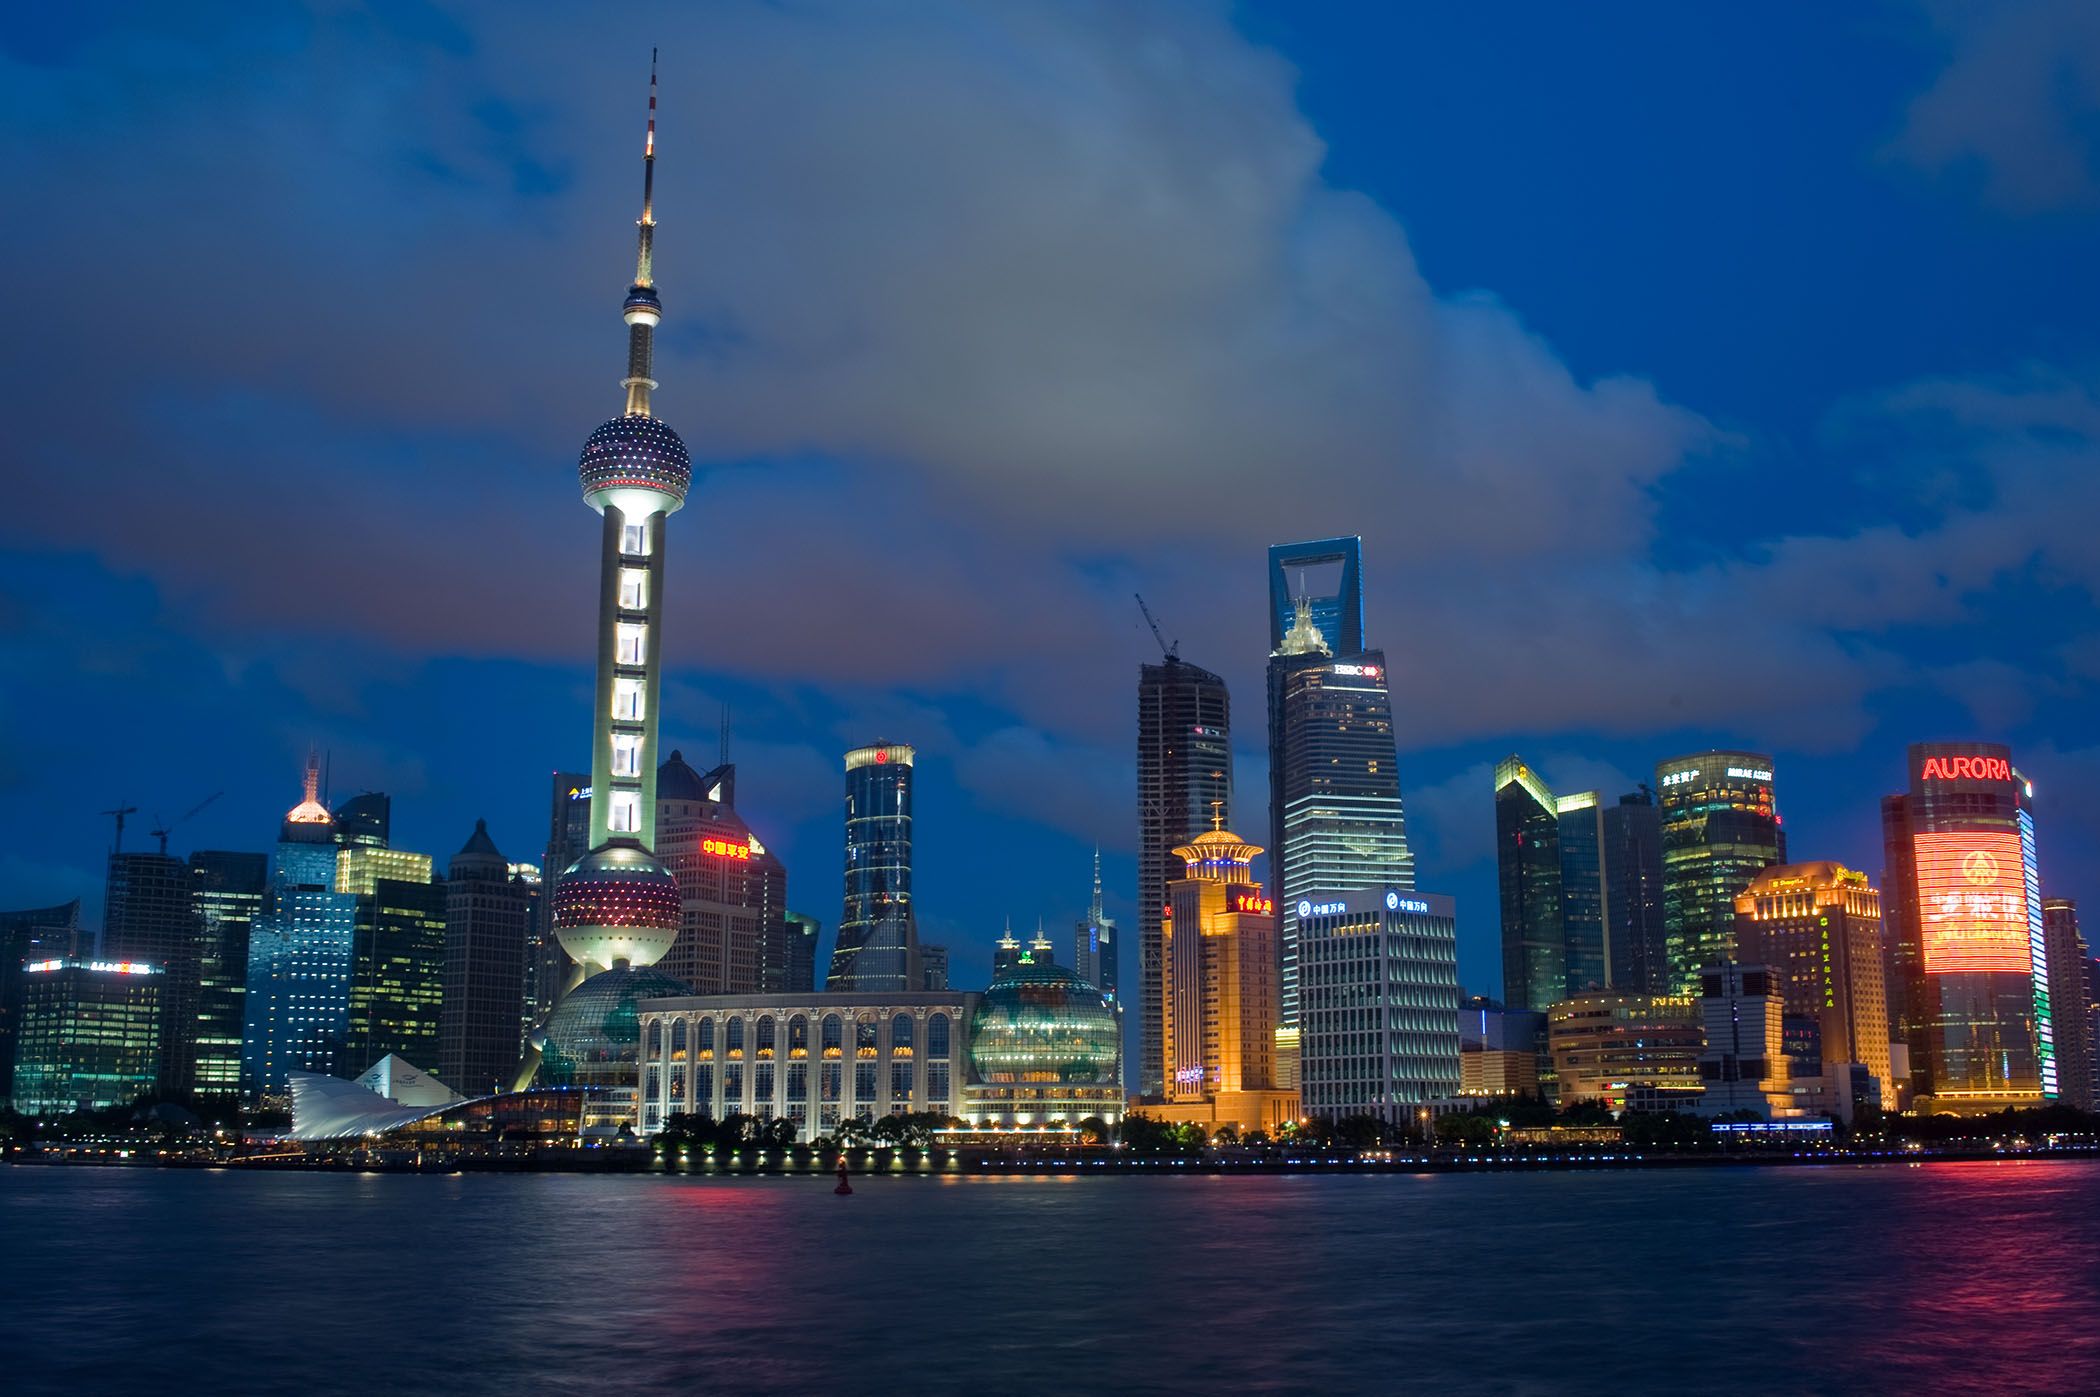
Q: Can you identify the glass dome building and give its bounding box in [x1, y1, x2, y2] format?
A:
[965, 953, 1124, 1128]
[536, 962, 693, 1133]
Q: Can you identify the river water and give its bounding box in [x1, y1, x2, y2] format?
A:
[3, 1160, 2096, 1394]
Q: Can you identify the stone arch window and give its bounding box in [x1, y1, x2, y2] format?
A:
[927, 1012, 950, 1058]
[890, 1013, 914, 1055]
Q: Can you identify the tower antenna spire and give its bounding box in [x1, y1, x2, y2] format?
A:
[621, 49, 664, 417]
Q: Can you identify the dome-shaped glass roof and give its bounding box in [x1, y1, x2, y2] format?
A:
[969, 957, 1121, 1086]
[537, 963, 693, 1091]
[578, 413, 691, 505]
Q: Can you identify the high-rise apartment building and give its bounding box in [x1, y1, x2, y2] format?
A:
[1882, 743, 2055, 1110]
[1657, 751, 1784, 991]
[101, 850, 199, 1094]
[1267, 538, 1413, 1033]
[1298, 889, 1460, 1125]
[1157, 827, 1294, 1133]
[1137, 655, 1231, 1098]
[2043, 900, 2095, 1111]
[1735, 862, 1893, 1104]
[827, 742, 918, 992]
[441, 821, 532, 1096]
[656, 750, 791, 995]
[189, 850, 265, 1098]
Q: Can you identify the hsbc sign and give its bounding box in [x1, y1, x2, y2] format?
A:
[1920, 754, 2013, 784]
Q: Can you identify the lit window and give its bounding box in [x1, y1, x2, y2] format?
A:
[614, 679, 644, 720]
[617, 623, 647, 666]
[610, 791, 640, 833]
[622, 522, 649, 556]
[612, 735, 642, 777]
[619, 569, 648, 611]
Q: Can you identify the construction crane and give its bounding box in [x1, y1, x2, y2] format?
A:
[150, 792, 223, 857]
[1134, 592, 1178, 659]
[100, 803, 139, 853]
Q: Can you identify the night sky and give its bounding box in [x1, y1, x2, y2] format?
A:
[5, 2, 2099, 999]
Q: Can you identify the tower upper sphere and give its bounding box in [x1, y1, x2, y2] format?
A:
[578, 413, 691, 514]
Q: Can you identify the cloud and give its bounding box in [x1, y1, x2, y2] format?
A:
[1889, 0, 2100, 212]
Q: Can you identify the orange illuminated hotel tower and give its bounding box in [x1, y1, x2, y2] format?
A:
[1151, 824, 1298, 1134]
[1882, 742, 2060, 1112]
[520, 57, 693, 1108]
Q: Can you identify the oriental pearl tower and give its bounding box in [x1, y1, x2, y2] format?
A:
[523, 53, 694, 1118]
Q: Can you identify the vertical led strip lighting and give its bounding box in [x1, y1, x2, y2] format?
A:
[2021, 808, 2057, 1097]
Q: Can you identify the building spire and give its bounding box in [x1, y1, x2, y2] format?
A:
[1090, 846, 1104, 920]
[621, 49, 664, 418]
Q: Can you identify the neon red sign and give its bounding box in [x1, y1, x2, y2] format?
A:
[1234, 894, 1273, 915]
[701, 837, 750, 860]
[1920, 755, 2012, 783]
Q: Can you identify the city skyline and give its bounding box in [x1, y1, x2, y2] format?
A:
[6, 5, 2100, 1005]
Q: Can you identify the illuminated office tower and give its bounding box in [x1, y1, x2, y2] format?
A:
[1657, 751, 1784, 991]
[336, 839, 444, 1077]
[531, 771, 592, 1030]
[190, 850, 266, 1098]
[1604, 789, 1668, 993]
[333, 791, 390, 850]
[241, 756, 358, 1100]
[0, 900, 82, 1102]
[441, 821, 532, 1096]
[1137, 655, 1231, 1097]
[657, 750, 791, 994]
[827, 742, 918, 992]
[784, 912, 820, 993]
[528, 58, 697, 1132]
[1495, 759, 1564, 1010]
[11, 959, 164, 1116]
[2043, 900, 2094, 1110]
[1735, 862, 1893, 1104]
[102, 849, 199, 1094]
[1267, 538, 1413, 1031]
[1495, 757, 1630, 1007]
[1882, 742, 2053, 1110]
[1156, 827, 1294, 1135]
[1299, 889, 1461, 1125]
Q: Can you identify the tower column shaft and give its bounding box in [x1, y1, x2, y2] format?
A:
[587, 505, 669, 853]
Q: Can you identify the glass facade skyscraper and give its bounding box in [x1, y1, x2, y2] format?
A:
[1882, 742, 2055, 1109]
[441, 821, 533, 1097]
[827, 742, 918, 992]
[241, 758, 358, 1100]
[1657, 751, 1784, 992]
[1495, 758, 1564, 1011]
[102, 850, 200, 1094]
[1137, 656, 1232, 1097]
[1299, 889, 1461, 1123]
[1267, 537, 1412, 1031]
[1603, 789, 1667, 993]
[190, 850, 265, 1098]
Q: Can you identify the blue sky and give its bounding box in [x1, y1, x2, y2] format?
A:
[4, 1, 2100, 1000]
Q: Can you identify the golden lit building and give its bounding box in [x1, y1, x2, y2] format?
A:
[1734, 862, 1894, 1102]
[1547, 992, 1701, 1111]
[1149, 827, 1297, 1134]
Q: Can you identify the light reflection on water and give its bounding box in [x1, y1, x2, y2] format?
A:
[2, 1161, 2096, 1395]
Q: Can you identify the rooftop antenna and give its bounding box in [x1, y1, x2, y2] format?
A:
[1209, 799, 1225, 832]
[719, 703, 730, 768]
[1134, 593, 1178, 659]
[100, 803, 139, 854]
